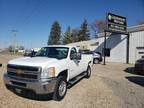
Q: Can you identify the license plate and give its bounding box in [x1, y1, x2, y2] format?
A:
[15, 88, 22, 94]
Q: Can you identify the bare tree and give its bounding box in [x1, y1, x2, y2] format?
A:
[71, 28, 80, 42]
[90, 20, 106, 37]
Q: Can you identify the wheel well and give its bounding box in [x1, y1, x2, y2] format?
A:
[94, 58, 99, 60]
[57, 70, 68, 79]
[88, 61, 92, 65]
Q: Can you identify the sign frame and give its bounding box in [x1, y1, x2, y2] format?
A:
[103, 12, 129, 65]
[106, 12, 127, 33]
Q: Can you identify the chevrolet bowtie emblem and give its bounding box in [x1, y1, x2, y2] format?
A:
[17, 69, 23, 74]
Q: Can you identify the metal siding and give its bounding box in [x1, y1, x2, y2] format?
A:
[107, 35, 127, 63]
[94, 35, 127, 63]
[129, 31, 144, 63]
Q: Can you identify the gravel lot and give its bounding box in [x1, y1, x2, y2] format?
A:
[0, 54, 144, 108]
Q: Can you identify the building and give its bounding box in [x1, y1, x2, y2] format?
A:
[68, 24, 144, 64]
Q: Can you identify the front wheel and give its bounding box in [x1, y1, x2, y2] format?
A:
[85, 66, 91, 79]
[53, 77, 67, 101]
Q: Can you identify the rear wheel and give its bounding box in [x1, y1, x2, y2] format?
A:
[85, 66, 91, 79]
[53, 76, 67, 101]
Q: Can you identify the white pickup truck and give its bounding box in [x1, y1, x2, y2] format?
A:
[3, 45, 93, 100]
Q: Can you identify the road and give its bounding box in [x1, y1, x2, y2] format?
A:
[0, 54, 144, 108]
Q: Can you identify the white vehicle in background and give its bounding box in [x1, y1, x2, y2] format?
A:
[82, 50, 103, 64]
[3, 45, 93, 101]
[24, 48, 40, 57]
[92, 51, 103, 64]
[32, 48, 41, 52]
[18, 50, 25, 53]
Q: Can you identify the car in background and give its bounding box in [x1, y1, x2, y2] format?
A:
[24, 50, 37, 57]
[134, 57, 144, 75]
[23, 50, 32, 56]
[24, 48, 41, 57]
[83, 51, 103, 64]
[18, 50, 25, 53]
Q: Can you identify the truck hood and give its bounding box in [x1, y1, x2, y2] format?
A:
[8, 57, 58, 68]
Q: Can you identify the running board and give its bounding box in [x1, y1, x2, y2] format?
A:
[68, 72, 86, 87]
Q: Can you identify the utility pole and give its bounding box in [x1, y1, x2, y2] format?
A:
[11, 30, 18, 54]
[126, 32, 130, 64]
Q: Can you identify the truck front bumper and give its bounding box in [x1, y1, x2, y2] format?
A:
[3, 73, 57, 95]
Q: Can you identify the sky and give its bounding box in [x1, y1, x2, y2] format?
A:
[0, 0, 144, 49]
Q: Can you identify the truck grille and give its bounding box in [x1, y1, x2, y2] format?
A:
[7, 64, 39, 71]
[7, 64, 41, 80]
[8, 71, 38, 79]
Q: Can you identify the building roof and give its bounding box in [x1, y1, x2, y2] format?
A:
[128, 24, 144, 33]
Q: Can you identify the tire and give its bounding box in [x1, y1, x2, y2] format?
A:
[53, 76, 67, 101]
[85, 66, 91, 79]
[93, 58, 99, 64]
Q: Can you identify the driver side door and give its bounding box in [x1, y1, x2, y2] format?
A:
[68, 47, 80, 79]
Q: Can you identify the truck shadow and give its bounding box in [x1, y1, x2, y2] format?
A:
[12, 91, 53, 101]
[125, 76, 144, 87]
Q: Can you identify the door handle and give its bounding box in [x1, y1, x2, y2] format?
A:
[77, 60, 80, 63]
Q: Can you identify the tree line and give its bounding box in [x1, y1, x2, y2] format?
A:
[47, 19, 106, 45]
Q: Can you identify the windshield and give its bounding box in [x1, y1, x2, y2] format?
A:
[35, 47, 69, 59]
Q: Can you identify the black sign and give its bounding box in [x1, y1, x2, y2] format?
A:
[103, 48, 110, 57]
[107, 13, 127, 33]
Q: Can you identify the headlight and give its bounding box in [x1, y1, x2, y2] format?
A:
[48, 67, 55, 77]
[41, 67, 55, 79]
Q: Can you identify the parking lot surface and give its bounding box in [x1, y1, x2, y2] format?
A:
[0, 54, 144, 108]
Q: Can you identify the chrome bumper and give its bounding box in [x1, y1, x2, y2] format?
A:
[3, 73, 57, 94]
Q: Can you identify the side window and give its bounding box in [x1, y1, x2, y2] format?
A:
[70, 48, 77, 59]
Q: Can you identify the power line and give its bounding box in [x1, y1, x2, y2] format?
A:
[15, 0, 45, 30]
[8, 0, 49, 49]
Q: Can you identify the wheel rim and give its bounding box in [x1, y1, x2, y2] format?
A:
[94, 59, 98, 63]
[58, 81, 66, 97]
